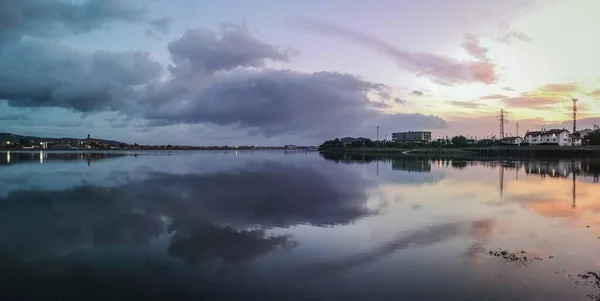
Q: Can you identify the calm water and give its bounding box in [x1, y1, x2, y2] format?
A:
[2, 151, 600, 300]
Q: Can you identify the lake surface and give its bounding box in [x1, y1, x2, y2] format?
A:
[2, 150, 600, 300]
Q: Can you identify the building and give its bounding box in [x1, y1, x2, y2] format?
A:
[524, 129, 571, 146]
[569, 134, 583, 146]
[392, 131, 431, 142]
[500, 136, 523, 145]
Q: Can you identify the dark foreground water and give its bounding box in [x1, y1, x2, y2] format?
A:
[2, 150, 600, 300]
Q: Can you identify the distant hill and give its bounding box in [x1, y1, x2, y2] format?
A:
[0, 133, 126, 147]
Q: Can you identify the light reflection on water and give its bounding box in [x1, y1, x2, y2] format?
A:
[1, 151, 600, 300]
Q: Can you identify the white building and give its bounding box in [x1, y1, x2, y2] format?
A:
[500, 136, 523, 145]
[524, 129, 571, 146]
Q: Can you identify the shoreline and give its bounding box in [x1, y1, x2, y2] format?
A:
[319, 146, 600, 158]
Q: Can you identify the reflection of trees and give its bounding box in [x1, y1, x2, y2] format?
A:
[319, 152, 392, 164]
[392, 160, 431, 172]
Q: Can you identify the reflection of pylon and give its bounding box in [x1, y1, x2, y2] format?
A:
[499, 165, 504, 199]
[572, 161, 576, 209]
[497, 109, 509, 139]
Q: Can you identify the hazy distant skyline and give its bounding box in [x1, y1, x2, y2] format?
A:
[1, 0, 599, 145]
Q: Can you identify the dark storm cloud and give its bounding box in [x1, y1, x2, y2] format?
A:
[0, 13, 447, 140]
[412, 90, 424, 96]
[142, 69, 447, 137]
[0, 40, 164, 112]
[0, 0, 145, 41]
[0, 162, 374, 260]
[167, 24, 296, 77]
[293, 19, 497, 85]
[168, 223, 296, 266]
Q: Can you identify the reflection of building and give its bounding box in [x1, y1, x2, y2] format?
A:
[392, 131, 431, 142]
[391, 159, 431, 172]
[524, 129, 570, 145]
[524, 161, 577, 178]
[0, 151, 126, 165]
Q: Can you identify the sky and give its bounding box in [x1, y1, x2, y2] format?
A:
[1, 0, 599, 145]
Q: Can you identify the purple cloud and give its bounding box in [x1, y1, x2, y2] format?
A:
[293, 19, 498, 85]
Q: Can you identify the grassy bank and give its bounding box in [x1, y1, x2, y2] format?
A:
[320, 146, 600, 159]
[319, 147, 466, 155]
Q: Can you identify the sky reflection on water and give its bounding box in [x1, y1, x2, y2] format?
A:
[1, 151, 600, 300]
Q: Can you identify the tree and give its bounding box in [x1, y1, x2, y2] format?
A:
[586, 130, 600, 145]
[450, 135, 468, 147]
[18, 138, 31, 147]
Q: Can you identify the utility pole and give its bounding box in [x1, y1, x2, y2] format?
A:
[497, 109, 508, 139]
[385, 134, 387, 141]
[376, 126, 379, 142]
[516, 123, 519, 137]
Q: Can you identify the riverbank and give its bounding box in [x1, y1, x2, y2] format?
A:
[320, 146, 600, 158]
[319, 147, 465, 155]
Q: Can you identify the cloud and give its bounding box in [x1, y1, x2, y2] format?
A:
[502, 87, 516, 91]
[462, 35, 489, 60]
[394, 98, 407, 105]
[293, 19, 497, 85]
[0, 40, 164, 112]
[141, 69, 447, 138]
[499, 83, 576, 109]
[449, 100, 488, 109]
[539, 83, 578, 93]
[167, 223, 295, 266]
[167, 23, 296, 77]
[145, 17, 172, 39]
[491, 28, 532, 44]
[0, 161, 377, 260]
[503, 97, 561, 108]
[290, 218, 495, 279]
[0, 19, 446, 142]
[0, 0, 145, 41]
[148, 17, 171, 34]
[481, 94, 508, 100]
[412, 90, 424, 96]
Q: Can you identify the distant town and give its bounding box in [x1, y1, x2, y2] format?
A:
[0, 133, 317, 151]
